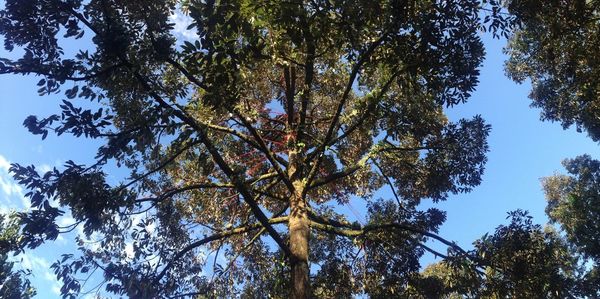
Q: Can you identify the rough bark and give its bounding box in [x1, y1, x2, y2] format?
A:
[288, 149, 310, 298]
[289, 200, 310, 299]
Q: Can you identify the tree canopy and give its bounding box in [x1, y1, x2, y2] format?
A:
[407, 210, 580, 299]
[0, 0, 599, 298]
[505, 0, 600, 140]
[506, 1, 600, 297]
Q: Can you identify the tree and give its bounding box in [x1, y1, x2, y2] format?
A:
[505, 1, 600, 296]
[542, 156, 600, 297]
[505, 0, 600, 140]
[0, 0, 505, 297]
[408, 211, 580, 299]
[0, 213, 36, 299]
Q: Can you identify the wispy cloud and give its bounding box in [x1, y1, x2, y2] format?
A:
[20, 253, 50, 270]
[0, 154, 29, 210]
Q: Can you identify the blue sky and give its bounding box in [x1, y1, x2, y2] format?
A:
[1, 11, 599, 299]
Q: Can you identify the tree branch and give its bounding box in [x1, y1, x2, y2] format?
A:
[309, 218, 469, 256]
[307, 164, 362, 191]
[232, 110, 294, 191]
[372, 160, 403, 208]
[116, 139, 202, 193]
[305, 34, 388, 186]
[135, 183, 234, 203]
[154, 216, 288, 283]
[65, 3, 292, 256]
[320, 68, 401, 150]
[0, 63, 124, 82]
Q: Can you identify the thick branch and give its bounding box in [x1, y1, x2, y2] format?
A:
[321, 69, 401, 149]
[284, 66, 296, 128]
[297, 33, 315, 145]
[307, 144, 376, 191]
[233, 110, 293, 190]
[204, 123, 261, 149]
[123, 57, 291, 257]
[164, 57, 209, 90]
[307, 164, 362, 191]
[66, 4, 291, 256]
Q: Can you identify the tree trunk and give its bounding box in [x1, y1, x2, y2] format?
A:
[289, 195, 310, 299]
[288, 146, 310, 298]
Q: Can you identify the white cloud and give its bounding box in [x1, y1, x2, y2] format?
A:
[20, 253, 50, 271]
[0, 154, 29, 210]
[44, 270, 56, 281]
[0, 157, 22, 197]
[169, 9, 199, 41]
[0, 154, 10, 171]
[58, 214, 76, 227]
[0, 175, 20, 197]
[146, 221, 156, 234]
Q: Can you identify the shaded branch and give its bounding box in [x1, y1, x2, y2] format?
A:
[307, 164, 362, 191]
[135, 183, 234, 203]
[0, 63, 124, 82]
[309, 218, 469, 256]
[116, 139, 202, 193]
[321, 68, 401, 149]
[154, 216, 288, 283]
[232, 110, 294, 191]
[306, 34, 389, 185]
[372, 160, 402, 208]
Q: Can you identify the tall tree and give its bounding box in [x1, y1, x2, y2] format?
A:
[1, 0, 503, 297]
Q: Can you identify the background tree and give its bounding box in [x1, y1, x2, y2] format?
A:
[542, 156, 600, 297]
[408, 210, 580, 299]
[505, 0, 600, 140]
[505, 1, 600, 297]
[0, 0, 508, 297]
[0, 213, 36, 299]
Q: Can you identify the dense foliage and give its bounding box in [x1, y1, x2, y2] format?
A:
[505, 0, 600, 140]
[1, 0, 599, 298]
[542, 156, 600, 297]
[408, 211, 580, 298]
[506, 1, 600, 297]
[0, 0, 500, 297]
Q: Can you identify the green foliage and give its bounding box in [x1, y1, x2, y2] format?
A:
[410, 211, 580, 299]
[0, 214, 36, 299]
[503, 1, 600, 297]
[505, 0, 600, 140]
[0, 0, 519, 297]
[542, 155, 600, 297]
[474, 210, 578, 298]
